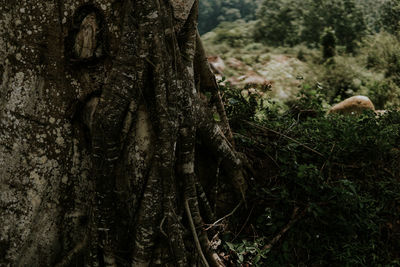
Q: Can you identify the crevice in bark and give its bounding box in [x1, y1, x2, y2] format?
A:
[65, 4, 109, 65]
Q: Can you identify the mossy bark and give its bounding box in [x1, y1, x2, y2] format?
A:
[0, 0, 246, 266]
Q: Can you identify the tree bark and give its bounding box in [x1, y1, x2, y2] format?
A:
[0, 1, 246, 266]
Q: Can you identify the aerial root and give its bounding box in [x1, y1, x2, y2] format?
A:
[185, 197, 210, 267]
[184, 194, 226, 267]
[55, 235, 88, 267]
[197, 105, 248, 201]
[196, 181, 216, 222]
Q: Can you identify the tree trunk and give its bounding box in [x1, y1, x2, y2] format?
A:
[0, 1, 246, 266]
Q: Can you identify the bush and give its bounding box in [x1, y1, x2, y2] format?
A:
[363, 32, 400, 75]
[221, 88, 400, 266]
[285, 83, 327, 120]
[319, 58, 362, 102]
[368, 79, 400, 109]
[211, 20, 256, 48]
[321, 28, 336, 60]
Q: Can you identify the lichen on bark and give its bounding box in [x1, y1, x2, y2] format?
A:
[0, 0, 247, 266]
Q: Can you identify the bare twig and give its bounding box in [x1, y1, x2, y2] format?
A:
[320, 143, 336, 174]
[233, 132, 280, 169]
[232, 204, 255, 241]
[244, 120, 325, 158]
[205, 201, 242, 231]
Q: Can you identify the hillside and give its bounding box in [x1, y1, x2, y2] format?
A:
[203, 26, 400, 109]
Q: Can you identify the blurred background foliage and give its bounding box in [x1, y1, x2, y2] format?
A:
[199, 0, 400, 109]
[198, 0, 263, 34]
[199, 0, 399, 46]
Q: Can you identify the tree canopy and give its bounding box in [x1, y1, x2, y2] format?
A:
[200, 0, 398, 50]
[254, 0, 366, 51]
[198, 0, 262, 34]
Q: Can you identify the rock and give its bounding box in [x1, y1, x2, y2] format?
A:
[207, 55, 225, 75]
[328, 95, 375, 115]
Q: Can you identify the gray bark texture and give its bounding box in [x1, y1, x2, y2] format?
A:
[0, 0, 246, 266]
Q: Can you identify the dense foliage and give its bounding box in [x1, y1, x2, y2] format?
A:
[380, 0, 400, 34]
[198, 0, 262, 34]
[254, 0, 366, 51]
[220, 84, 400, 266]
[200, 0, 398, 50]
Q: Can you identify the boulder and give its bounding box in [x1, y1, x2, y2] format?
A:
[328, 95, 375, 115]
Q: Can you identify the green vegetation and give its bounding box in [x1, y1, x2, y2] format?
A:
[220, 84, 400, 266]
[202, 21, 400, 107]
[380, 0, 400, 34]
[200, 0, 400, 265]
[199, 0, 395, 50]
[321, 28, 336, 60]
[254, 0, 366, 52]
[198, 0, 262, 34]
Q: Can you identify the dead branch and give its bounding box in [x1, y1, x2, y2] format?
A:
[205, 201, 242, 231]
[244, 120, 325, 158]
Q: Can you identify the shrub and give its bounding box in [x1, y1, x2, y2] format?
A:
[319, 58, 361, 102]
[321, 28, 336, 60]
[212, 20, 256, 48]
[221, 87, 400, 266]
[368, 79, 400, 109]
[363, 32, 400, 75]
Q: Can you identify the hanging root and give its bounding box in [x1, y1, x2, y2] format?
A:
[194, 31, 234, 145]
[193, 40, 247, 200]
[180, 126, 226, 267]
[183, 145, 226, 267]
[55, 236, 88, 267]
[196, 180, 216, 223]
[185, 197, 209, 267]
[176, 1, 246, 265]
[131, 163, 163, 265]
[197, 104, 247, 201]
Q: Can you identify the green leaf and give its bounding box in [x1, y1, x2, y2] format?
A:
[226, 241, 235, 251]
[213, 112, 221, 122]
[238, 254, 244, 263]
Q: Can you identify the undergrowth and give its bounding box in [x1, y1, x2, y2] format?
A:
[220, 83, 400, 266]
